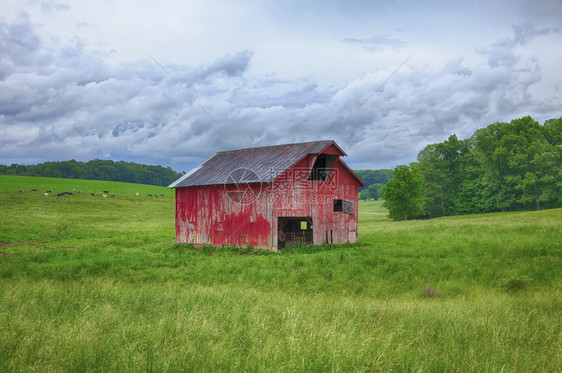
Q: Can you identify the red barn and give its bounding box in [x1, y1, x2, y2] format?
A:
[169, 140, 365, 250]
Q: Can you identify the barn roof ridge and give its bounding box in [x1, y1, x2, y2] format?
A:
[168, 140, 357, 188]
[215, 139, 337, 154]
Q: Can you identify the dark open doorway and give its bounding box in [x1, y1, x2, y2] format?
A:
[277, 217, 313, 249]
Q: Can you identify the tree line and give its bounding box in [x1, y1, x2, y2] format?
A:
[354, 169, 393, 201]
[0, 159, 184, 187]
[382, 116, 561, 220]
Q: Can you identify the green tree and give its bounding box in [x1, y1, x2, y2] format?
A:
[383, 164, 424, 220]
[506, 117, 561, 210]
[456, 147, 487, 214]
[469, 116, 561, 211]
[358, 189, 369, 201]
[472, 122, 513, 211]
[417, 135, 471, 217]
[543, 118, 562, 146]
[359, 183, 384, 201]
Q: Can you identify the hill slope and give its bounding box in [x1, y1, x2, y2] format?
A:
[0, 176, 560, 371]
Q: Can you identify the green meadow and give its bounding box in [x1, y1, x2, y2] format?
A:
[0, 175, 560, 372]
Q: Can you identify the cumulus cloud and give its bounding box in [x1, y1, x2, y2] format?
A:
[0, 16, 254, 169]
[0, 14, 561, 172]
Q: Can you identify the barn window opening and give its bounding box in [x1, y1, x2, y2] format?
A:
[309, 154, 337, 181]
[334, 199, 343, 212]
[334, 199, 353, 214]
[309, 154, 327, 181]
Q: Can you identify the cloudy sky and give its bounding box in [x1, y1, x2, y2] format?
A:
[1, 0, 561, 172]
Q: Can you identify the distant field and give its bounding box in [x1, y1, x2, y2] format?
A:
[0, 175, 174, 196]
[0, 176, 560, 372]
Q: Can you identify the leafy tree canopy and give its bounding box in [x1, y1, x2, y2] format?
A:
[383, 164, 424, 220]
[411, 115, 561, 219]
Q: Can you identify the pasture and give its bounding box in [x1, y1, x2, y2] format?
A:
[0, 175, 560, 372]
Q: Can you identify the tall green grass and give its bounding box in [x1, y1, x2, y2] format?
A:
[0, 176, 560, 372]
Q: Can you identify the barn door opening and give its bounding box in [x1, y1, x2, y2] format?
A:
[277, 217, 313, 249]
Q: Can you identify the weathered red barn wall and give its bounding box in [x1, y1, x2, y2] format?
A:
[175, 184, 272, 248]
[175, 151, 361, 250]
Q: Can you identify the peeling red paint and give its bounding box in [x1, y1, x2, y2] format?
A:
[174, 145, 364, 250]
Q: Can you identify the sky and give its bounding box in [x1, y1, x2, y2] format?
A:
[1, 0, 561, 173]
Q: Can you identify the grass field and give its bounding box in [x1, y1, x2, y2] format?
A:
[0, 175, 560, 372]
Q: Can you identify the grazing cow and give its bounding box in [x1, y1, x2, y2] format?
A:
[148, 194, 152, 197]
[17, 190, 24, 194]
[103, 194, 107, 198]
[111, 194, 116, 198]
[135, 192, 140, 196]
[103, 190, 109, 194]
[31, 188, 38, 192]
[91, 193, 95, 197]
[46, 190, 52, 193]
[44, 193, 48, 197]
[57, 193, 64, 197]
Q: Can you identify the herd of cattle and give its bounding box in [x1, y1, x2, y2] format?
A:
[17, 189, 165, 198]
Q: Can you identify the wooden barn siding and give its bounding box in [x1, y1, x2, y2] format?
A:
[175, 184, 272, 248]
[175, 154, 360, 250]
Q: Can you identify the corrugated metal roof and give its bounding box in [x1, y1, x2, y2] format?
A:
[169, 140, 340, 188]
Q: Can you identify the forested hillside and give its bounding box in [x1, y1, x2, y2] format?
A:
[383, 116, 562, 219]
[354, 169, 393, 200]
[0, 159, 184, 187]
